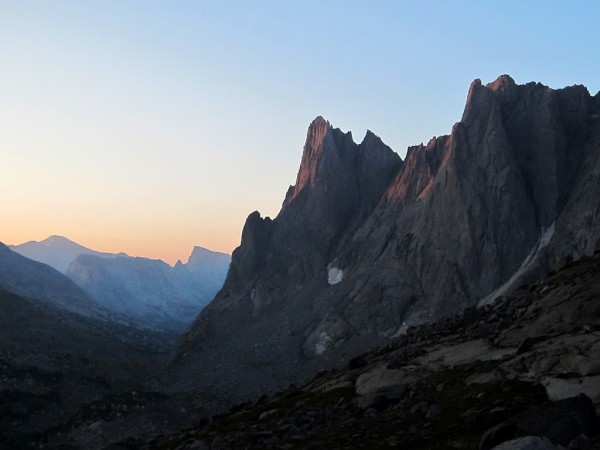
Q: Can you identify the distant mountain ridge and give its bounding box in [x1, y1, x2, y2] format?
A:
[178, 246, 233, 296]
[8, 235, 231, 330]
[9, 235, 123, 274]
[68, 247, 230, 330]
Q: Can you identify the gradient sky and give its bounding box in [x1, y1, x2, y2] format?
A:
[2, 1, 600, 264]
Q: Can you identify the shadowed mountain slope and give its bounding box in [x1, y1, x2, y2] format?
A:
[146, 247, 600, 450]
[0, 242, 107, 317]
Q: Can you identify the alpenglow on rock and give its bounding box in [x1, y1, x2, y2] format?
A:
[167, 76, 600, 400]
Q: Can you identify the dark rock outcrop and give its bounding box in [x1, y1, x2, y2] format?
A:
[168, 76, 600, 402]
[480, 394, 600, 449]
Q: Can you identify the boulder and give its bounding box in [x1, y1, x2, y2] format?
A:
[490, 436, 559, 450]
[480, 394, 600, 449]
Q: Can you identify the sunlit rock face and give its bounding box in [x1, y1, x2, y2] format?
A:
[168, 76, 600, 401]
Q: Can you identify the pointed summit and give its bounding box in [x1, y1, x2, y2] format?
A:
[288, 116, 342, 200]
[185, 245, 231, 274]
[462, 77, 492, 123]
[291, 116, 336, 197]
[486, 74, 517, 92]
[361, 129, 381, 145]
[463, 74, 520, 123]
[45, 235, 74, 243]
[306, 116, 330, 141]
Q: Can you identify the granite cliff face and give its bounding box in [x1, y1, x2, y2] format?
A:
[169, 76, 600, 401]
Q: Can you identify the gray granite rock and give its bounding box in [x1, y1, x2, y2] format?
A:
[168, 76, 600, 400]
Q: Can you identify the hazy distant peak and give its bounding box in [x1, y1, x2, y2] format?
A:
[46, 234, 73, 242]
[18, 235, 87, 249]
[187, 246, 231, 264]
[179, 245, 232, 278]
[10, 235, 119, 274]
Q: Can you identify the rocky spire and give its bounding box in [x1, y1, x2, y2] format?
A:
[291, 116, 334, 197]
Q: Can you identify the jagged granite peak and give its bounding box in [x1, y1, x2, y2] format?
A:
[287, 116, 351, 203]
[486, 73, 517, 91]
[167, 76, 600, 402]
[288, 115, 332, 196]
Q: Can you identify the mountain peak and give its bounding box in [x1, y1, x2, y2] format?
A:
[309, 115, 330, 129]
[44, 235, 77, 245]
[47, 234, 69, 240]
[185, 245, 231, 272]
[361, 129, 381, 144]
[304, 116, 332, 154]
[9, 235, 116, 274]
[486, 74, 517, 92]
[288, 116, 337, 198]
[170, 76, 600, 404]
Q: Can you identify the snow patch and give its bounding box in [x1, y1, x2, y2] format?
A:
[392, 321, 409, 338]
[328, 267, 343, 285]
[315, 332, 333, 355]
[479, 222, 555, 306]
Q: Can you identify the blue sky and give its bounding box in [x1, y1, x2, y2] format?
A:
[1, 1, 599, 262]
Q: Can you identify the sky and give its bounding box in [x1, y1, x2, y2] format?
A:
[1, 1, 600, 264]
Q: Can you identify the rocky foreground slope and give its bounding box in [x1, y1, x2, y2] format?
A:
[0, 244, 187, 449]
[167, 75, 600, 399]
[0, 286, 183, 449]
[142, 244, 600, 450]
